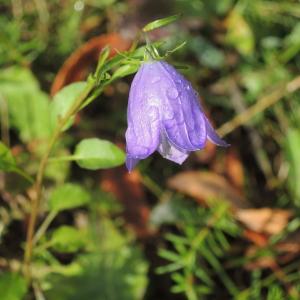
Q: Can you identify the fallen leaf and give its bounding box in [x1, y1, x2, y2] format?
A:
[225, 148, 244, 191]
[277, 229, 300, 254]
[243, 229, 268, 247]
[236, 208, 292, 235]
[101, 167, 153, 238]
[244, 245, 277, 270]
[51, 33, 131, 95]
[167, 171, 250, 209]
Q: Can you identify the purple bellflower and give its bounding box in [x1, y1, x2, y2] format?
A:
[125, 60, 228, 171]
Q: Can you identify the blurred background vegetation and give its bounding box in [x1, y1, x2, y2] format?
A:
[1, 0, 300, 299]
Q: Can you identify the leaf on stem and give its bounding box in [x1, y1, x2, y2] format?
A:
[142, 15, 180, 32]
[74, 138, 125, 170]
[49, 183, 90, 212]
[0, 272, 27, 300]
[51, 81, 87, 131]
[50, 226, 85, 253]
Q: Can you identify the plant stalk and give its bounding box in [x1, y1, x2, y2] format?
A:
[23, 81, 95, 279]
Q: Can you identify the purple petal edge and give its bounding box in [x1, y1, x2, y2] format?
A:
[205, 117, 229, 147]
[126, 156, 140, 172]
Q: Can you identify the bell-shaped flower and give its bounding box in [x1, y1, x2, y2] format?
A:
[125, 60, 228, 171]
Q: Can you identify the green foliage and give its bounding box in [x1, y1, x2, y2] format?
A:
[73, 138, 125, 170]
[1, 1, 300, 300]
[51, 82, 88, 131]
[50, 226, 86, 253]
[0, 142, 16, 172]
[44, 218, 148, 300]
[48, 183, 91, 212]
[143, 14, 180, 32]
[157, 199, 241, 299]
[0, 272, 27, 300]
[0, 15, 44, 66]
[0, 141, 33, 182]
[0, 67, 53, 143]
[285, 129, 300, 206]
[188, 36, 225, 69]
[225, 8, 255, 56]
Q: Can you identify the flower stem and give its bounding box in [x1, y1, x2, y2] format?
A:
[23, 80, 95, 280]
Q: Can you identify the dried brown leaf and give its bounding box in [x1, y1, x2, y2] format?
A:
[51, 33, 131, 95]
[167, 171, 250, 209]
[236, 208, 292, 235]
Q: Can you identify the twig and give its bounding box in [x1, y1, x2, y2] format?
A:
[226, 79, 274, 180]
[32, 211, 57, 245]
[217, 76, 300, 138]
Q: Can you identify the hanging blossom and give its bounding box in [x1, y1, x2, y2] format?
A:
[125, 60, 228, 171]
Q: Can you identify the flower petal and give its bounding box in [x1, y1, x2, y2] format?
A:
[125, 156, 140, 172]
[125, 63, 161, 160]
[159, 62, 207, 151]
[158, 132, 189, 164]
[205, 117, 229, 147]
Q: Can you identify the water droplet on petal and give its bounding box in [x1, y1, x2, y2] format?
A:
[167, 88, 179, 99]
[148, 106, 159, 121]
[165, 108, 174, 120]
[151, 76, 160, 83]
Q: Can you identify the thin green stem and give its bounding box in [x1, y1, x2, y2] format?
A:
[32, 210, 57, 245]
[23, 80, 95, 279]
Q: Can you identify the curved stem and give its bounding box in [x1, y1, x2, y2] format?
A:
[217, 75, 300, 138]
[23, 81, 95, 279]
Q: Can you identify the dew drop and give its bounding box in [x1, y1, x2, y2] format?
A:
[148, 106, 159, 121]
[167, 88, 179, 99]
[151, 76, 160, 84]
[165, 108, 174, 120]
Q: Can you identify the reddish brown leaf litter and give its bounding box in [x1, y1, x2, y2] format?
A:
[243, 229, 269, 247]
[100, 167, 153, 239]
[225, 148, 244, 192]
[167, 171, 250, 209]
[236, 208, 292, 235]
[50, 33, 131, 95]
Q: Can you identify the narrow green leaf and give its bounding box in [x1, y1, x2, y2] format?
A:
[171, 283, 186, 294]
[49, 183, 90, 212]
[195, 268, 214, 286]
[111, 64, 139, 81]
[0, 142, 16, 171]
[158, 249, 181, 262]
[165, 41, 187, 57]
[206, 234, 223, 257]
[166, 233, 189, 245]
[0, 142, 33, 182]
[214, 230, 230, 250]
[285, 128, 300, 205]
[74, 138, 125, 170]
[142, 15, 180, 32]
[0, 272, 27, 300]
[95, 46, 111, 79]
[156, 263, 183, 274]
